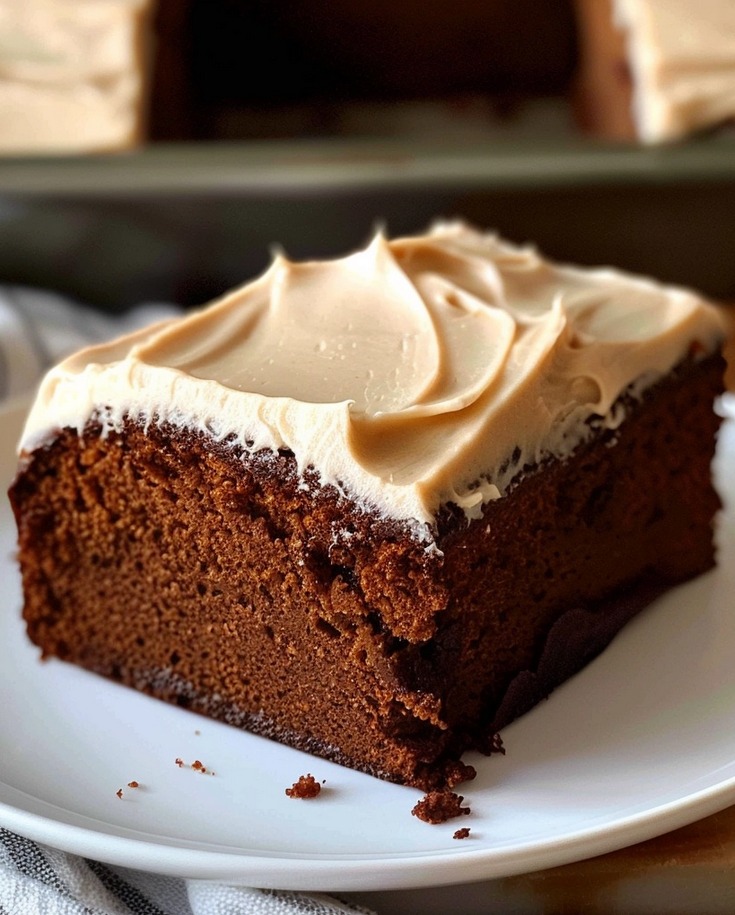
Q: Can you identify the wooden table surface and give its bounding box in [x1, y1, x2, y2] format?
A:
[351, 806, 735, 913]
[349, 305, 735, 914]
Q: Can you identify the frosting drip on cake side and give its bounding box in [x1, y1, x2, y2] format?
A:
[20, 222, 725, 527]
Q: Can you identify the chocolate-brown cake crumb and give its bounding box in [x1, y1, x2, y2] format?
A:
[453, 827, 471, 839]
[285, 774, 321, 799]
[127, 781, 139, 789]
[116, 788, 123, 799]
[412, 790, 470, 824]
[175, 757, 215, 775]
[477, 732, 505, 756]
[444, 760, 477, 788]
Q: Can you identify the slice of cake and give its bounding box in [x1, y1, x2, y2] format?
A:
[9, 223, 726, 788]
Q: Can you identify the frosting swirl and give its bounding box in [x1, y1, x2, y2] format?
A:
[20, 222, 725, 528]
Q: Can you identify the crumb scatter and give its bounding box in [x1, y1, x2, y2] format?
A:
[175, 757, 215, 775]
[453, 827, 471, 840]
[411, 790, 471, 824]
[285, 774, 322, 799]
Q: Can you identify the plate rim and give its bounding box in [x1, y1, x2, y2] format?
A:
[4, 777, 735, 891]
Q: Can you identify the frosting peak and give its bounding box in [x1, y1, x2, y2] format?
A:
[21, 223, 725, 528]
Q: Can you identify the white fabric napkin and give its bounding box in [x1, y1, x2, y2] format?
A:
[0, 287, 375, 915]
[0, 286, 181, 402]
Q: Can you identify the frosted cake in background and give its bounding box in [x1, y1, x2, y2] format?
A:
[0, 0, 155, 154]
[575, 0, 735, 143]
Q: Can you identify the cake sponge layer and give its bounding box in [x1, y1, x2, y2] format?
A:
[10, 352, 724, 787]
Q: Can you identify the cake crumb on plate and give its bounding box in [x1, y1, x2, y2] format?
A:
[285, 774, 322, 799]
[412, 790, 471, 824]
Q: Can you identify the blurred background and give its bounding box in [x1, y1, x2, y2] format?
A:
[1, 0, 734, 311]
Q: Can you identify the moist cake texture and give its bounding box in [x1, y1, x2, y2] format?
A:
[9, 223, 726, 788]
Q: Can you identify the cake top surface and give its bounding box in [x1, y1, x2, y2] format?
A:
[614, 0, 735, 143]
[21, 222, 724, 530]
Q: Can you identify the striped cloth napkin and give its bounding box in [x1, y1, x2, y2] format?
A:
[0, 286, 179, 402]
[0, 287, 373, 915]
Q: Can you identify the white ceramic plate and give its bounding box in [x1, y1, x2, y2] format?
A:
[2, 398, 735, 892]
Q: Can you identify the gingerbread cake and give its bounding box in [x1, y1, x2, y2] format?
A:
[9, 223, 726, 788]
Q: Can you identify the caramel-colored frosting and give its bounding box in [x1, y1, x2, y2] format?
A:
[20, 223, 724, 530]
[614, 0, 735, 143]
